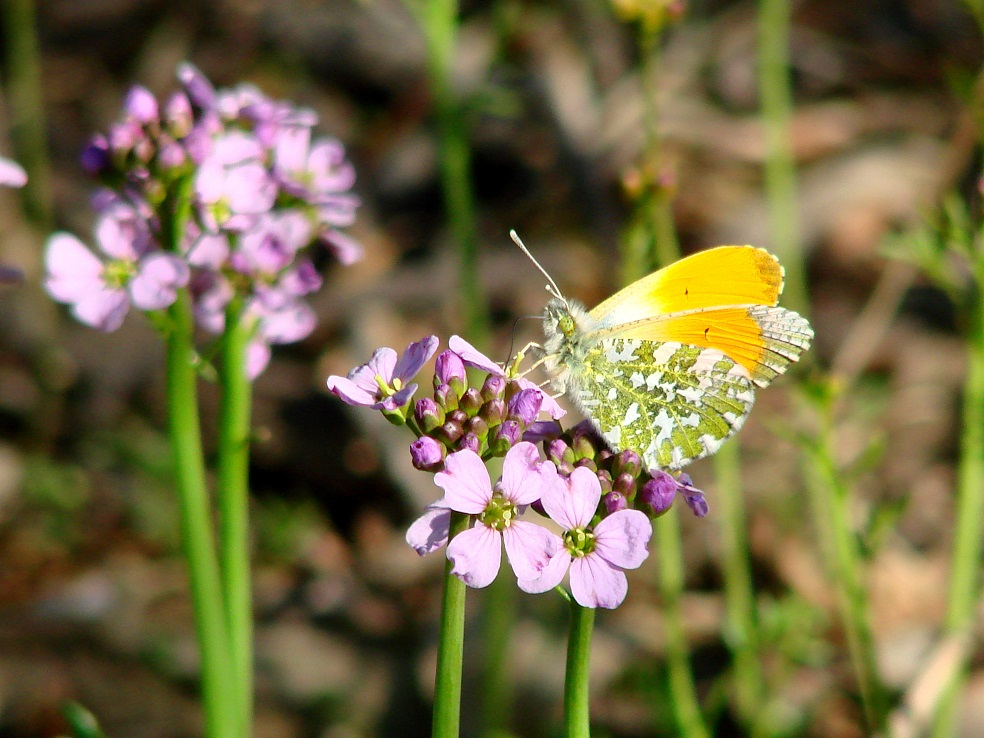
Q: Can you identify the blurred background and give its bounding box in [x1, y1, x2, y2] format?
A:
[1, 0, 983, 736]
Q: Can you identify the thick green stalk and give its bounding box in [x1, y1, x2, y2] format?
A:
[564, 601, 595, 738]
[432, 511, 469, 738]
[806, 396, 887, 733]
[217, 302, 255, 736]
[757, 0, 808, 316]
[713, 441, 764, 726]
[656, 511, 712, 738]
[478, 571, 515, 737]
[166, 292, 236, 738]
[419, 0, 487, 341]
[932, 290, 984, 736]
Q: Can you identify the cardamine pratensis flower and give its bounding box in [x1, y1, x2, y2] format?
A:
[45, 62, 362, 378]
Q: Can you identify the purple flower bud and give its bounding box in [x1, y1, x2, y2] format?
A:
[464, 415, 489, 441]
[410, 436, 445, 471]
[177, 62, 217, 110]
[605, 491, 627, 514]
[456, 433, 481, 454]
[639, 471, 677, 517]
[433, 420, 464, 447]
[489, 419, 522, 455]
[574, 457, 598, 473]
[571, 426, 600, 461]
[124, 85, 160, 125]
[596, 469, 613, 495]
[612, 449, 642, 479]
[434, 350, 466, 395]
[157, 138, 187, 170]
[446, 409, 468, 427]
[481, 374, 506, 402]
[81, 135, 111, 176]
[434, 384, 459, 413]
[460, 387, 483, 416]
[414, 397, 444, 433]
[613, 472, 636, 498]
[684, 491, 709, 518]
[164, 91, 194, 137]
[547, 439, 575, 470]
[506, 387, 543, 426]
[480, 398, 506, 427]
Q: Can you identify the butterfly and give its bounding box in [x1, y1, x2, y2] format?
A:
[514, 233, 813, 471]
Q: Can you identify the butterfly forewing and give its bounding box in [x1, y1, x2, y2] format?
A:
[571, 338, 756, 471]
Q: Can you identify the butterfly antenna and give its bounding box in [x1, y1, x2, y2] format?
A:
[510, 230, 567, 305]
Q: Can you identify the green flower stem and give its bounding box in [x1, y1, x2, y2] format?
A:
[479, 571, 515, 737]
[656, 511, 711, 738]
[217, 302, 255, 737]
[713, 441, 764, 726]
[418, 0, 487, 341]
[805, 391, 887, 733]
[2, 0, 52, 226]
[432, 511, 469, 738]
[757, 0, 808, 316]
[166, 292, 237, 738]
[564, 601, 595, 738]
[932, 290, 984, 737]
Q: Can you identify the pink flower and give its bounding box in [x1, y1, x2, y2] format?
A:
[438, 443, 562, 588]
[520, 466, 652, 609]
[0, 157, 27, 188]
[327, 336, 439, 412]
[44, 205, 189, 331]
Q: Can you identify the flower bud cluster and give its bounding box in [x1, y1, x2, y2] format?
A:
[544, 420, 709, 519]
[410, 348, 548, 470]
[44, 62, 361, 379]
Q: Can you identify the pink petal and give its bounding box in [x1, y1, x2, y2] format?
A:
[406, 507, 451, 556]
[447, 525, 501, 588]
[517, 377, 566, 419]
[448, 335, 503, 375]
[518, 546, 571, 594]
[365, 347, 398, 385]
[570, 554, 628, 609]
[540, 466, 599, 531]
[392, 336, 439, 385]
[500, 442, 546, 506]
[246, 340, 271, 380]
[129, 253, 190, 310]
[73, 287, 130, 332]
[260, 301, 316, 344]
[326, 375, 379, 407]
[44, 233, 105, 303]
[502, 520, 564, 581]
[0, 157, 27, 187]
[593, 509, 653, 570]
[321, 229, 363, 265]
[434, 450, 491, 514]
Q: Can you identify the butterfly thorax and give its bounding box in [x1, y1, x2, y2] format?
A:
[541, 298, 598, 394]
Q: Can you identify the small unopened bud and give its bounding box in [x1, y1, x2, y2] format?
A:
[604, 491, 627, 514]
[547, 439, 575, 470]
[481, 374, 506, 402]
[415, 397, 444, 433]
[611, 449, 642, 479]
[480, 398, 506, 427]
[613, 472, 636, 499]
[124, 85, 160, 126]
[596, 470, 613, 496]
[459, 388, 483, 416]
[639, 471, 677, 517]
[434, 350, 466, 396]
[684, 491, 709, 518]
[464, 415, 489, 441]
[164, 91, 194, 137]
[434, 383, 459, 412]
[433, 419, 464, 447]
[489, 420, 522, 455]
[574, 458, 598, 473]
[506, 388, 543, 426]
[410, 436, 445, 471]
[457, 433, 481, 454]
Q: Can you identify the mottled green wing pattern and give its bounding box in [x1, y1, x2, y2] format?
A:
[570, 339, 756, 471]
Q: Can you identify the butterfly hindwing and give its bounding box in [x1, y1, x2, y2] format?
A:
[570, 337, 756, 471]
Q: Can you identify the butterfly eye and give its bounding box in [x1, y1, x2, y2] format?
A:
[558, 313, 576, 337]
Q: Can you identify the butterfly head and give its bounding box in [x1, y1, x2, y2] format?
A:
[541, 297, 596, 393]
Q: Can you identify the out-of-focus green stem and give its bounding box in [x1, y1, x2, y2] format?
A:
[757, 0, 808, 316]
[432, 511, 469, 738]
[478, 571, 515, 737]
[563, 601, 595, 738]
[805, 388, 887, 733]
[713, 441, 764, 726]
[418, 0, 487, 341]
[656, 511, 711, 738]
[217, 302, 255, 737]
[166, 292, 237, 738]
[932, 287, 984, 737]
[2, 0, 52, 226]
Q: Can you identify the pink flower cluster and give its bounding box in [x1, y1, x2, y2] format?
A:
[43, 63, 361, 378]
[328, 335, 706, 609]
